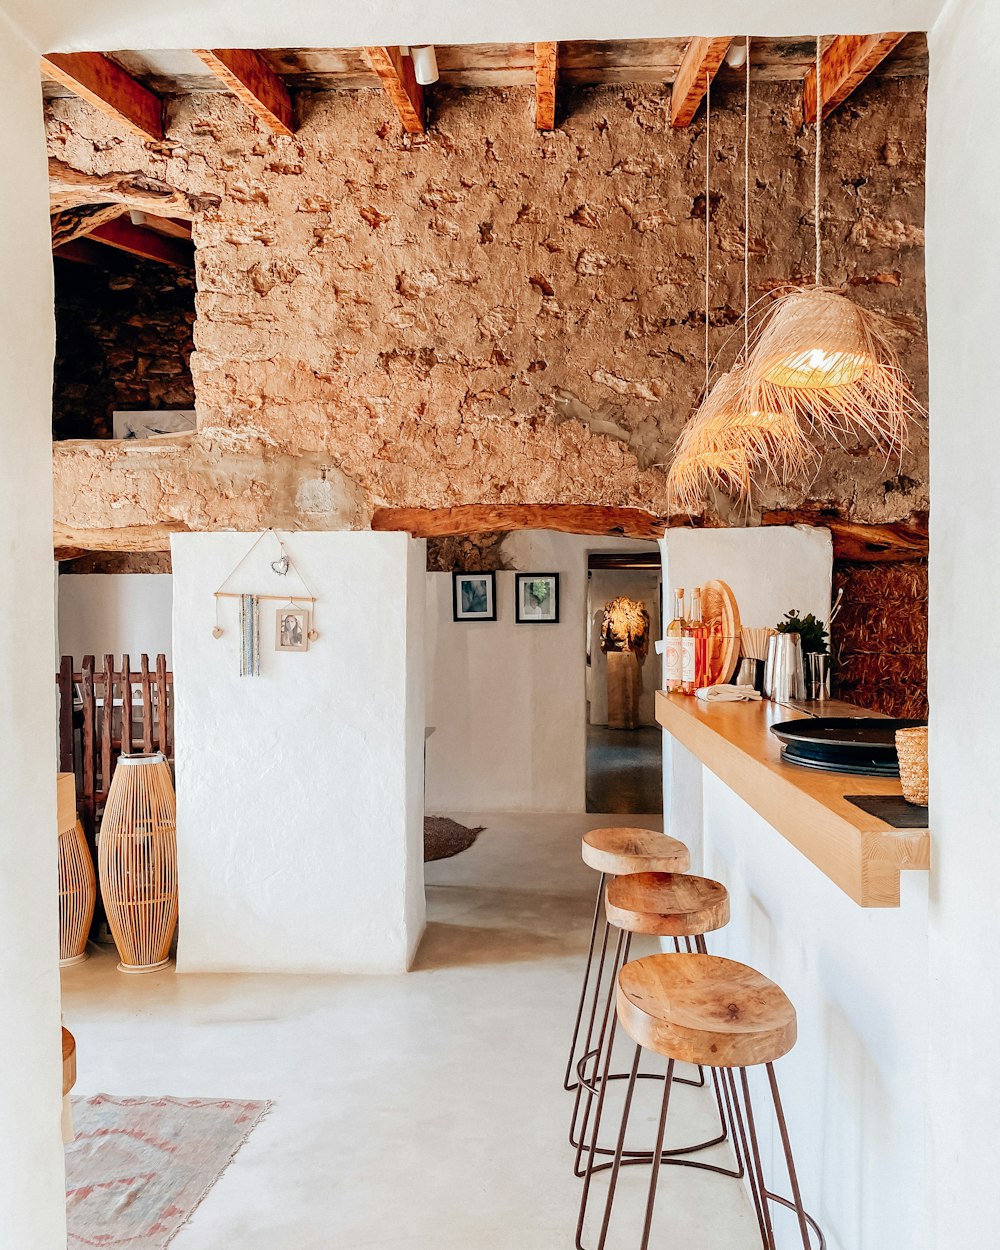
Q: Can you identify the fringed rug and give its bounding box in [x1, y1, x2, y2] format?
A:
[65, 1094, 271, 1249]
[424, 816, 484, 862]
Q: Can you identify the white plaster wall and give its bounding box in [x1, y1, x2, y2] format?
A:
[0, 15, 67, 1249]
[424, 531, 657, 812]
[700, 774, 930, 1250]
[925, 3, 1000, 1244]
[659, 525, 833, 866]
[57, 573, 173, 665]
[171, 531, 425, 974]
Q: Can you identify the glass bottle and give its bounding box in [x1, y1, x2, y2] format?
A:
[664, 589, 686, 693]
[682, 587, 708, 694]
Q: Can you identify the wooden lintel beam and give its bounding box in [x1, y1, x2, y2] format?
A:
[534, 42, 558, 131]
[41, 52, 164, 141]
[364, 46, 426, 135]
[670, 37, 733, 128]
[52, 238, 113, 267]
[51, 203, 126, 248]
[87, 216, 195, 268]
[803, 34, 908, 122]
[48, 157, 219, 219]
[372, 504, 929, 562]
[191, 48, 295, 136]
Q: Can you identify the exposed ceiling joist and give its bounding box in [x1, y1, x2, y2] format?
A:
[803, 33, 907, 122]
[371, 504, 667, 541]
[670, 36, 733, 127]
[51, 204, 127, 249]
[534, 42, 558, 130]
[40, 52, 164, 141]
[364, 46, 426, 135]
[191, 48, 295, 136]
[52, 238, 115, 267]
[85, 216, 195, 268]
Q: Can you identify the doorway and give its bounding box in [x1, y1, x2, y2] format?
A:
[585, 552, 663, 813]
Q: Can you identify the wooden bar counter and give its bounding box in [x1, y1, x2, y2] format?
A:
[655, 690, 930, 908]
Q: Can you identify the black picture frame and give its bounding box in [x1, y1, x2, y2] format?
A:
[515, 573, 560, 624]
[452, 571, 497, 622]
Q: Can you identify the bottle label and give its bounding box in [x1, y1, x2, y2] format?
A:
[681, 637, 696, 683]
[664, 639, 682, 685]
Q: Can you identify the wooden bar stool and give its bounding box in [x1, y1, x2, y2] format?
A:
[565, 829, 690, 1097]
[577, 953, 824, 1250]
[572, 872, 731, 1177]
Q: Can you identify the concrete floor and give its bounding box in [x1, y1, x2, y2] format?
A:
[586, 725, 663, 814]
[61, 813, 758, 1249]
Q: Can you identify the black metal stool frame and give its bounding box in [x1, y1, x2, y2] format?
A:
[576, 1037, 826, 1250]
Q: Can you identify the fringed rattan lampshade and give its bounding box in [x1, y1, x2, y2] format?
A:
[98, 752, 178, 974]
[667, 367, 816, 512]
[58, 819, 96, 966]
[741, 289, 921, 455]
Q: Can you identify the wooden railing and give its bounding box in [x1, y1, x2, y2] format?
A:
[56, 654, 173, 848]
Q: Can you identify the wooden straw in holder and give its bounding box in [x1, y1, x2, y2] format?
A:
[98, 752, 178, 973]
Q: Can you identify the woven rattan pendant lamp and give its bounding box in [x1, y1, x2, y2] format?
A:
[98, 752, 178, 974]
[741, 37, 922, 449]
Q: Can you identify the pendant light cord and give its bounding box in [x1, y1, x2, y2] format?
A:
[743, 35, 751, 358]
[704, 70, 711, 395]
[814, 35, 822, 287]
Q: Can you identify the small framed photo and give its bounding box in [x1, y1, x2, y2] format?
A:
[276, 606, 310, 652]
[452, 572, 497, 622]
[516, 573, 560, 624]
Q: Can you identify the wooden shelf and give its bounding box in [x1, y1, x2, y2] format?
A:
[655, 691, 930, 908]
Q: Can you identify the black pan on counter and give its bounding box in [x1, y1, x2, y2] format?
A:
[769, 717, 927, 776]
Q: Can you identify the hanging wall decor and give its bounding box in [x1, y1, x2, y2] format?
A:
[515, 573, 560, 624]
[212, 530, 319, 672]
[452, 571, 497, 622]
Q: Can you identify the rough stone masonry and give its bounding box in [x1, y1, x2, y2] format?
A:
[47, 77, 927, 543]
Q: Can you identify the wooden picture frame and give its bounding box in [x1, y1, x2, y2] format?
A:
[515, 573, 560, 624]
[275, 605, 310, 651]
[452, 572, 497, 622]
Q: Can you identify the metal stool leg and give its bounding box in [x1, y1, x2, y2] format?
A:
[639, 1057, 675, 1250]
[595, 1044, 642, 1250]
[565, 872, 607, 1091]
[572, 930, 630, 1167]
[767, 1063, 817, 1250]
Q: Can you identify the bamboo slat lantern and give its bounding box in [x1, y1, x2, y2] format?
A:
[58, 819, 96, 966]
[98, 753, 178, 974]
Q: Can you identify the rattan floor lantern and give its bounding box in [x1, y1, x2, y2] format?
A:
[58, 819, 96, 966]
[98, 752, 178, 974]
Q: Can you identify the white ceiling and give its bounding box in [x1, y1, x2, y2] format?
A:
[2, 0, 947, 57]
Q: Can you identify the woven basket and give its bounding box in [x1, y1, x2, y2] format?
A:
[895, 726, 928, 806]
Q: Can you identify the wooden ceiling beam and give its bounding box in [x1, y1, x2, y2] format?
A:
[51, 203, 127, 249]
[803, 33, 907, 122]
[191, 48, 295, 136]
[372, 504, 667, 541]
[40, 52, 164, 141]
[534, 42, 558, 130]
[364, 46, 426, 135]
[48, 157, 219, 219]
[52, 238, 116, 267]
[670, 37, 733, 127]
[85, 216, 195, 268]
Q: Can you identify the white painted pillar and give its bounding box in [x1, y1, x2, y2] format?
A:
[0, 14, 67, 1248]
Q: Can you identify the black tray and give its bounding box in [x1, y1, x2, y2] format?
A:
[771, 717, 927, 776]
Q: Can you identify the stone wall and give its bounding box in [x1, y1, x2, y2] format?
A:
[46, 76, 927, 528]
[53, 255, 195, 440]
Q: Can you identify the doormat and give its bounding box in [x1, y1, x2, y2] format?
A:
[424, 816, 485, 862]
[66, 1094, 271, 1249]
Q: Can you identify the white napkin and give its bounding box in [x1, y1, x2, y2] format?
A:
[695, 684, 762, 702]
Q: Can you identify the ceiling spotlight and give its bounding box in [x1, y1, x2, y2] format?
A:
[409, 44, 439, 85]
[725, 41, 748, 70]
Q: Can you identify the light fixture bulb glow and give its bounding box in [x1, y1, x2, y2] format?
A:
[763, 347, 868, 389]
[725, 42, 748, 69]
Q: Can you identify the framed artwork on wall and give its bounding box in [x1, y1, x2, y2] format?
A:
[515, 573, 560, 624]
[275, 606, 310, 651]
[452, 572, 497, 622]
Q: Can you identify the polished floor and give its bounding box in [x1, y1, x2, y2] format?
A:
[61, 813, 757, 1249]
[585, 725, 663, 814]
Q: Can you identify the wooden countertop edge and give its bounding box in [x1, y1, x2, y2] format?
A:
[655, 691, 930, 908]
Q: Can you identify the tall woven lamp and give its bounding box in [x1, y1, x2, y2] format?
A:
[59, 819, 96, 967]
[98, 753, 178, 974]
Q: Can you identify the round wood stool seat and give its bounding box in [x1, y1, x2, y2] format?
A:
[581, 828, 690, 876]
[617, 953, 797, 1069]
[606, 872, 729, 938]
[62, 1027, 77, 1097]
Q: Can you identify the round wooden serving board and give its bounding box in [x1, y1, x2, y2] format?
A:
[701, 579, 741, 684]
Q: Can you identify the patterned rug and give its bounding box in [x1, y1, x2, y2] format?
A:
[424, 816, 485, 862]
[66, 1094, 271, 1249]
